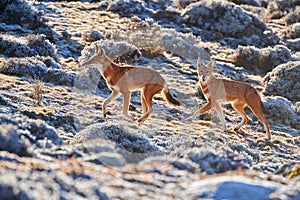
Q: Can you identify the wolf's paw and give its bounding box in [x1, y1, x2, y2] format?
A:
[126, 115, 135, 122]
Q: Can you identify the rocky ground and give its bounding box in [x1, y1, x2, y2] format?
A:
[0, 0, 299, 199]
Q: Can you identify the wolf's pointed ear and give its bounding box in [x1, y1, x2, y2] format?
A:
[197, 57, 203, 67]
[95, 45, 105, 55]
[207, 58, 214, 68]
[100, 47, 107, 57]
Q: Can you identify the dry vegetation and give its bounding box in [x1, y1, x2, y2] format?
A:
[0, 0, 299, 199]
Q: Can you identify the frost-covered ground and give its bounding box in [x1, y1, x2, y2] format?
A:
[0, 0, 299, 199]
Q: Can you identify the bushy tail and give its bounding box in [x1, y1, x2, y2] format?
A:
[163, 87, 180, 106]
[246, 86, 269, 115]
[260, 100, 269, 115]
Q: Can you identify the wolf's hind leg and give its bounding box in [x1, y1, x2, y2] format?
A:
[232, 101, 249, 131]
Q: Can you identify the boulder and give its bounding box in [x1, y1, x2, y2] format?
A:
[284, 6, 300, 25]
[182, 1, 266, 38]
[0, 113, 63, 149]
[0, 56, 75, 87]
[107, 0, 148, 17]
[234, 45, 292, 73]
[0, 34, 57, 60]
[264, 96, 300, 130]
[263, 61, 300, 101]
[74, 122, 161, 163]
[0, 124, 31, 156]
[0, 0, 52, 38]
[266, 0, 297, 20]
[284, 23, 300, 39]
[79, 39, 141, 64]
[84, 152, 126, 167]
[82, 30, 104, 42]
[0, 156, 109, 200]
[0, 57, 47, 78]
[43, 68, 75, 87]
[183, 175, 282, 200]
[187, 144, 254, 174]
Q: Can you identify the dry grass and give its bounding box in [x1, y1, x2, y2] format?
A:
[32, 78, 44, 106]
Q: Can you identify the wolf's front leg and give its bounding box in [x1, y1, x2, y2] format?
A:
[214, 103, 227, 132]
[186, 102, 212, 122]
[103, 90, 120, 118]
[122, 91, 135, 121]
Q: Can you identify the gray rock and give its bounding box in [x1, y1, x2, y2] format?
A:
[107, 0, 149, 17]
[81, 138, 116, 154]
[73, 66, 103, 92]
[82, 30, 104, 42]
[113, 26, 207, 63]
[0, 34, 57, 60]
[187, 143, 253, 174]
[263, 61, 300, 101]
[182, 1, 266, 38]
[85, 152, 125, 167]
[0, 124, 31, 156]
[227, 0, 264, 7]
[39, 137, 126, 166]
[20, 109, 77, 133]
[0, 158, 109, 200]
[0, 22, 32, 34]
[284, 6, 300, 25]
[106, 0, 277, 46]
[107, 0, 180, 21]
[0, 56, 76, 87]
[270, 177, 300, 200]
[170, 158, 198, 173]
[0, 56, 48, 78]
[182, 175, 282, 200]
[173, 0, 198, 9]
[26, 119, 63, 146]
[74, 122, 161, 163]
[0, 0, 50, 33]
[0, 113, 63, 148]
[43, 68, 75, 87]
[234, 45, 292, 73]
[266, 0, 296, 21]
[79, 39, 141, 64]
[264, 96, 300, 130]
[286, 38, 300, 51]
[284, 23, 300, 39]
[73, 123, 108, 143]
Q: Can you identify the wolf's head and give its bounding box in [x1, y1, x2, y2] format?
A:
[81, 45, 107, 67]
[197, 57, 214, 83]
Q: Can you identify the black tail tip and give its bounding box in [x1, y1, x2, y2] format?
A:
[172, 99, 180, 106]
[163, 88, 180, 106]
[166, 90, 180, 106]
